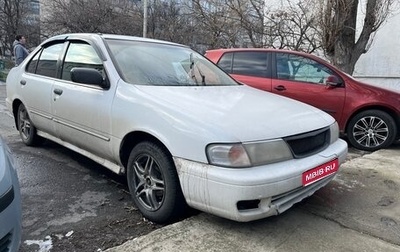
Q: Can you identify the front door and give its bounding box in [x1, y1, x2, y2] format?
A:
[51, 41, 114, 160]
[271, 52, 346, 123]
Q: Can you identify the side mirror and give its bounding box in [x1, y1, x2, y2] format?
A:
[325, 75, 341, 87]
[70, 67, 110, 89]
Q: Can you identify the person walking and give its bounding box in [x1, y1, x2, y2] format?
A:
[13, 35, 29, 66]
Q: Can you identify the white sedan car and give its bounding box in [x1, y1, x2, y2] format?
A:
[6, 33, 347, 223]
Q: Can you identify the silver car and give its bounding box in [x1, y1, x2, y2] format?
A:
[6, 34, 347, 223]
[0, 137, 22, 251]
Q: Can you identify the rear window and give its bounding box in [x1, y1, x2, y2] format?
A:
[218, 52, 268, 78]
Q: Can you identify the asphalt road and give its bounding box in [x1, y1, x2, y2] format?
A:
[1, 83, 399, 251]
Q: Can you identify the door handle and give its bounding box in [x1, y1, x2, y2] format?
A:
[274, 85, 286, 91]
[20, 80, 26, 85]
[53, 88, 63, 95]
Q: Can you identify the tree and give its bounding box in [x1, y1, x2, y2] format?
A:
[223, 0, 265, 48]
[187, 0, 396, 74]
[144, 0, 194, 46]
[318, 0, 397, 74]
[190, 0, 242, 50]
[263, 0, 320, 53]
[6, 0, 395, 75]
[0, 0, 32, 58]
[41, 0, 143, 38]
[188, 0, 321, 52]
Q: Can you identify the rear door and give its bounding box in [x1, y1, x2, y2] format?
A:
[270, 52, 346, 123]
[17, 42, 66, 137]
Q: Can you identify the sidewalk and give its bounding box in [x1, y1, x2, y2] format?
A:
[106, 147, 400, 252]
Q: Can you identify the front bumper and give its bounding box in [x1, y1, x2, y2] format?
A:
[0, 185, 21, 252]
[174, 138, 347, 222]
[0, 138, 22, 252]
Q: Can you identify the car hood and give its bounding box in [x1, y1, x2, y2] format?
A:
[135, 85, 334, 142]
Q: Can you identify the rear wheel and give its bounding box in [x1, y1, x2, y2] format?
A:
[126, 141, 186, 223]
[17, 103, 43, 146]
[347, 110, 396, 151]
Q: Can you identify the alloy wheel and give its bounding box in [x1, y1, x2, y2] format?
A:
[18, 106, 32, 141]
[352, 115, 389, 148]
[132, 154, 165, 212]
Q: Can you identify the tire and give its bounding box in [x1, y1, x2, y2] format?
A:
[347, 110, 397, 151]
[127, 141, 186, 223]
[17, 103, 43, 146]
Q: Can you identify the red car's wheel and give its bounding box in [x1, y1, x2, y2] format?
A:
[347, 110, 397, 151]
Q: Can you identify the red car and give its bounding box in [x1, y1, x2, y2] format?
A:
[205, 48, 400, 151]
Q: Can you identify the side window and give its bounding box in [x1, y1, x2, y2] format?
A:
[276, 53, 291, 80]
[232, 52, 268, 77]
[35, 43, 64, 78]
[276, 53, 335, 84]
[26, 51, 40, 73]
[217, 53, 233, 73]
[61, 42, 104, 81]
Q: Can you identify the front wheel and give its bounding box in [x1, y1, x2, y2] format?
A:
[127, 141, 186, 223]
[17, 103, 43, 146]
[346, 110, 397, 151]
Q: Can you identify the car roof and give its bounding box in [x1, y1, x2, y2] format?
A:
[206, 48, 320, 58]
[42, 33, 187, 47]
[206, 48, 339, 72]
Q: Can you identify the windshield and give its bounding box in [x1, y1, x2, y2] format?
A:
[106, 39, 238, 86]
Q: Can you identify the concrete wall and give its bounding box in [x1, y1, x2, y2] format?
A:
[353, 9, 400, 91]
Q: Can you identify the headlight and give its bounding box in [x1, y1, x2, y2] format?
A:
[330, 122, 339, 143]
[206, 139, 293, 168]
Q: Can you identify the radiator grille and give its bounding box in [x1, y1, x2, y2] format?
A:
[284, 127, 330, 158]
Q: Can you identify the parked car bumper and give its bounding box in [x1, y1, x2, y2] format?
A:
[175, 138, 347, 222]
[0, 186, 21, 251]
[0, 138, 22, 251]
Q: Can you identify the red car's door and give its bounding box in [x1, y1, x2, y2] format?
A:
[270, 52, 346, 123]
